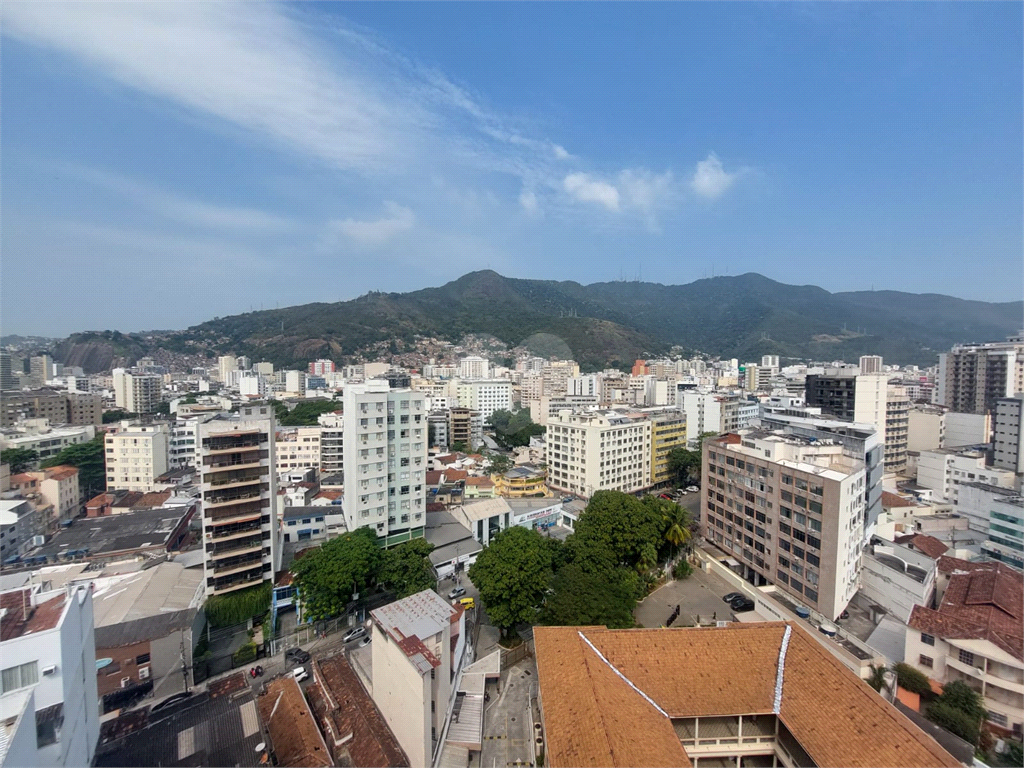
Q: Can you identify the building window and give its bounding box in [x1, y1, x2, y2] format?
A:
[1, 661, 39, 693]
[921, 633, 935, 646]
[919, 655, 934, 668]
[958, 649, 975, 667]
[136, 653, 151, 664]
[987, 711, 1008, 727]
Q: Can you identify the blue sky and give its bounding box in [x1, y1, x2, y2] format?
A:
[2, 1, 1021, 336]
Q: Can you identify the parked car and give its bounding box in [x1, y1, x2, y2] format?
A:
[458, 597, 476, 609]
[342, 626, 367, 643]
[730, 596, 755, 612]
[447, 586, 467, 600]
[686, 485, 699, 493]
[286, 648, 310, 664]
[292, 667, 309, 683]
[722, 592, 744, 603]
[359, 636, 371, 647]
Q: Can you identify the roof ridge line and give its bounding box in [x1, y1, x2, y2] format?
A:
[772, 624, 792, 715]
[576, 630, 669, 718]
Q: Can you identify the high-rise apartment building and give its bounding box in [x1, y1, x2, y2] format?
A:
[884, 384, 910, 474]
[805, 369, 887, 435]
[458, 356, 489, 380]
[308, 359, 335, 376]
[284, 370, 306, 395]
[860, 355, 883, 374]
[343, 382, 427, 545]
[648, 410, 687, 488]
[702, 429, 866, 620]
[0, 351, 15, 391]
[197, 405, 279, 597]
[546, 410, 652, 498]
[275, 427, 321, 475]
[938, 339, 1024, 415]
[993, 394, 1024, 474]
[217, 355, 238, 384]
[679, 389, 756, 446]
[456, 380, 512, 423]
[448, 408, 481, 451]
[29, 355, 53, 387]
[104, 423, 170, 492]
[317, 411, 344, 474]
[0, 390, 100, 428]
[112, 369, 161, 413]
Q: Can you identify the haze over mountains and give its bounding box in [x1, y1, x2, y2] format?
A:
[42, 271, 1024, 373]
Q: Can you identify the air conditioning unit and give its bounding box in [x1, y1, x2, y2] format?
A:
[42, 665, 57, 676]
[31, 535, 46, 548]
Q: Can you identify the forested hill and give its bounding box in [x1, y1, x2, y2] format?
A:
[51, 271, 1023, 372]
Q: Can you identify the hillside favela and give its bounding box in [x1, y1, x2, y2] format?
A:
[1, 3, 1022, 768]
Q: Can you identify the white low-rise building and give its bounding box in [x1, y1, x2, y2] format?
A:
[104, 422, 170, 492]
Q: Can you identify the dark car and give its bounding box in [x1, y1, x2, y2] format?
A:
[730, 596, 755, 612]
[722, 592, 744, 603]
[286, 648, 311, 664]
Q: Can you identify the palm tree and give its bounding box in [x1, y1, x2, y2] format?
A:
[867, 664, 889, 693]
[662, 506, 692, 562]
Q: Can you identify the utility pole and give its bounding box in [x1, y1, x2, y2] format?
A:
[180, 638, 189, 693]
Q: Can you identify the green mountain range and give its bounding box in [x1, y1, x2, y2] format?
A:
[52, 271, 1022, 372]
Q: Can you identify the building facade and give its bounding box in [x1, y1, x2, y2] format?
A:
[648, 410, 687, 488]
[456, 380, 512, 423]
[104, 423, 170, 492]
[546, 410, 652, 499]
[993, 394, 1024, 473]
[702, 430, 866, 620]
[938, 340, 1024, 415]
[884, 384, 910, 474]
[197, 405, 279, 597]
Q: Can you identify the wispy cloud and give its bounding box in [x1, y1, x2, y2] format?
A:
[49, 164, 293, 232]
[330, 202, 414, 246]
[691, 153, 737, 199]
[519, 190, 541, 216]
[563, 173, 621, 211]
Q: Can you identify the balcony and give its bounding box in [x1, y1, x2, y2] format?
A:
[206, 519, 262, 540]
[208, 537, 263, 558]
[210, 553, 264, 577]
[203, 433, 267, 453]
[206, 470, 267, 490]
[210, 572, 265, 595]
[205, 488, 267, 509]
[204, 450, 268, 470]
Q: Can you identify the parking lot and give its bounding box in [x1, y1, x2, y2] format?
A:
[634, 565, 738, 628]
[479, 658, 538, 768]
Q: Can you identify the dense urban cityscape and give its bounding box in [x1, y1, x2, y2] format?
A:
[2, 2, 1022, 768]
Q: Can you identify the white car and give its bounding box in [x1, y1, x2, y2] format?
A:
[342, 626, 367, 643]
[447, 586, 466, 600]
[686, 486, 699, 493]
[292, 667, 309, 683]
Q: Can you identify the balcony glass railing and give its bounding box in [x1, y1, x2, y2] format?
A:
[209, 537, 263, 557]
[211, 552, 264, 573]
[205, 489, 265, 507]
[208, 471, 265, 487]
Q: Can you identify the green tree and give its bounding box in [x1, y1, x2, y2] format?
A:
[450, 442, 469, 454]
[274, 400, 341, 427]
[1, 448, 38, 474]
[102, 409, 137, 423]
[935, 680, 986, 724]
[204, 582, 272, 628]
[41, 435, 105, 499]
[866, 664, 889, 693]
[291, 528, 383, 621]
[666, 431, 718, 486]
[646, 495, 691, 561]
[925, 702, 981, 745]
[488, 408, 545, 449]
[468, 526, 553, 638]
[568, 491, 663, 571]
[894, 662, 932, 696]
[379, 538, 436, 598]
[539, 564, 637, 629]
[487, 453, 513, 476]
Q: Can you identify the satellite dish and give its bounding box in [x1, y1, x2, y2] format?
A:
[255, 743, 266, 752]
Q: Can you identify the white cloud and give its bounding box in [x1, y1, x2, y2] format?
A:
[552, 145, 571, 160]
[519, 190, 541, 215]
[563, 173, 620, 211]
[691, 153, 737, 199]
[331, 202, 414, 246]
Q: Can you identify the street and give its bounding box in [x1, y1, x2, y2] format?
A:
[479, 659, 538, 768]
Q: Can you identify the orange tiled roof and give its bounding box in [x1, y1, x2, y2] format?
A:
[534, 623, 960, 768]
[464, 476, 494, 487]
[44, 465, 78, 482]
[256, 676, 331, 767]
[892, 533, 949, 560]
[882, 491, 917, 508]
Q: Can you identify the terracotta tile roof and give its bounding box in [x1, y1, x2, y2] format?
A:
[425, 471, 444, 486]
[10, 473, 35, 485]
[910, 561, 1023, 661]
[309, 654, 409, 767]
[134, 490, 172, 509]
[0, 590, 66, 641]
[935, 555, 1016, 576]
[313, 489, 342, 501]
[45, 466, 78, 482]
[534, 623, 960, 768]
[256, 675, 331, 767]
[892, 534, 949, 560]
[882, 491, 917, 508]
[464, 477, 494, 487]
[444, 469, 469, 482]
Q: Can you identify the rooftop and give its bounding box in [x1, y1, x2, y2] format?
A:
[893, 534, 950, 560]
[454, 497, 512, 524]
[308, 652, 409, 767]
[534, 623, 960, 768]
[370, 589, 456, 675]
[908, 561, 1023, 661]
[95, 608, 198, 649]
[0, 588, 66, 641]
[257, 675, 331, 767]
[32, 505, 192, 561]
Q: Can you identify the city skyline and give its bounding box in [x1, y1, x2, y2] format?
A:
[2, 1, 1022, 337]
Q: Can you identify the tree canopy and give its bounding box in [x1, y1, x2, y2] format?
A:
[291, 528, 383, 621]
[1, 448, 38, 474]
[378, 538, 436, 599]
[41, 435, 105, 499]
[468, 526, 553, 635]
[102, 409, 138, 423]
[274, 399, 341, 426]
[487, 408, 545, 449]
[539, 564, 637, 629]
[486, 453, 513, 476]
[567, 491, 663, 571]
[667, 431, 717, 486]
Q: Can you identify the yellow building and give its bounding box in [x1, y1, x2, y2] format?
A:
[493, 465, 553, 498]
[650, 411, 687, 488]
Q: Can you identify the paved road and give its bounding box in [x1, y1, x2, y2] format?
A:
[481, 659, 538, 768]
[634, 566, 737, 628]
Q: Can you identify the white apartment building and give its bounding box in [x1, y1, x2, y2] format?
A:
[458, 356, 489, 380]
[944, 411, 992, 448]
[168, 416, 208, 469]
[702, 429, 866, 620]
[238, 371, 267, 398]
[916, 447, 1015, 506]
[528, 395, 599, 427]
[0, 584, 100, 768]
[1, 423, 97, 466]
[111, 370, 161, 414]
[993, 394, 1024, 473]
[275, 427, 321, 476]
[18, 467, 79, 527]
[546, 410, 652, 498]
[283, 370, 306, 395]
[197, 405, 279, 597]
[217, 356, 237, 384]
[456, 380, 512, 423]
[0, 500, 39, 563]
[104, 423, 170, 492]
[955, 482, 1024, 570]
[343, 382, 427, 546]
[317, 412, 344, 474]
[679, 389, 756, 446]
[907, 406, 946, 453]
[860, 355, 883, 374]
[370, 589, 468, 767]
[906, 561, 1023, 738]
